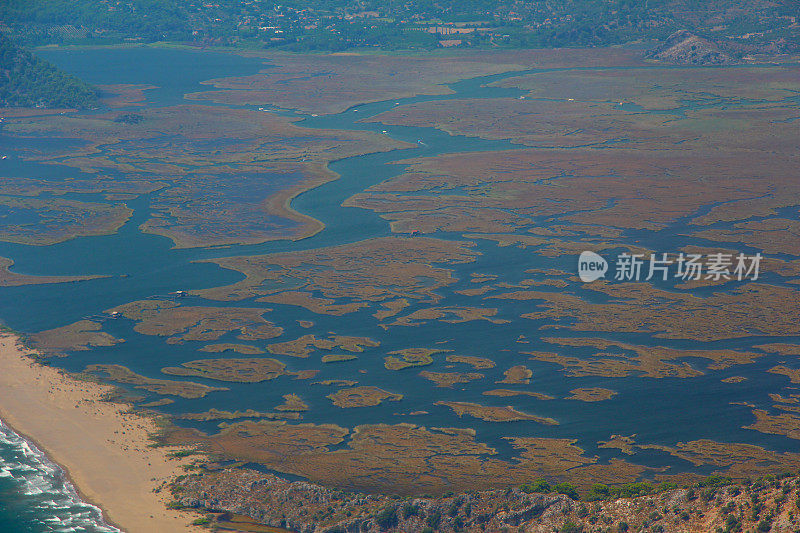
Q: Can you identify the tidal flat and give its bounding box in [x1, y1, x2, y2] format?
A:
[1, 45, 800, 512]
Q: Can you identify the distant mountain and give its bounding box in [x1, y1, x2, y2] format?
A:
[646, 30, 734, 65]
[0, 33, 98, 108]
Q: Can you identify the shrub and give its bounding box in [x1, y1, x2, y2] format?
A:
[400, 502, 418, 519]
[426, 510, 441, 529]
[553, 482, 580, 500]
[520, 479, 551, 493]
[586, 484, 610, 501]
[698, 475, 733, 488]
[615, 482, 655, 498]
[374, 505, 398, 530]
[560, 520, 583, 533]
[447, 497, 462, 517]
[617, 521, 629, 532]
[168, 450, 195, 459]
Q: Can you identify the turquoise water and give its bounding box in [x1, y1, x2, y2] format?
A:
[0, 421, 120, 533]
[0, 46, 799, 527]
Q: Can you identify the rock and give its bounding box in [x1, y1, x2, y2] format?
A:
[170, 469, 800, 533]
[647, 30, 735, 65]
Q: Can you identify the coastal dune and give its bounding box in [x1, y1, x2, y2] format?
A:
[0, 333, 203, 533]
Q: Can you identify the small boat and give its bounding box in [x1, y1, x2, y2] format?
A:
[311, 114, 318, 117]
[568, 98, 575, 101]
[109, 311, 122, 319]
[1, 156, 6, 160]
[381, 130, 388, 134]
[172, 290, 187, 297]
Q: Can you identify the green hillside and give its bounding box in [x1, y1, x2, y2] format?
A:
[0, 33, 98, 108]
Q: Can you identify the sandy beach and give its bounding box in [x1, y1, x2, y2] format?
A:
[0, 332, 204, 533]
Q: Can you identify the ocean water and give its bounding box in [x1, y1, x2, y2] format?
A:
[0, 420, 120, 533]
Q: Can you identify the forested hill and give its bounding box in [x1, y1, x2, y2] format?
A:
[0, 33, 98, 108]
[0, 0, 797, 53]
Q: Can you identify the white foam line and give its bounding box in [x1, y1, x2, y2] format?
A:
[0, 418, 123, 532]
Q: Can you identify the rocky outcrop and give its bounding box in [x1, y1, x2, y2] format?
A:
[172, 470, 577, 532]
[172, 469, 800, 532]
[647, 30, 735, 65]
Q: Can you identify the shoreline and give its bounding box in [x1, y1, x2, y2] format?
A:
[0, 332, 204, 533]
[0, 417, 121, 532]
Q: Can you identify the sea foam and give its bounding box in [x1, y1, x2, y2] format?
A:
[0, 419, 122, 533]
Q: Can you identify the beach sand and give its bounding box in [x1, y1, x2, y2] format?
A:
[0, 332, 204, 533]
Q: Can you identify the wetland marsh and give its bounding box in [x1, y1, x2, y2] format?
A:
[1, 45, 799, 498]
